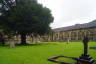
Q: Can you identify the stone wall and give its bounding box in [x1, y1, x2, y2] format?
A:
[4, 27, 96, 44]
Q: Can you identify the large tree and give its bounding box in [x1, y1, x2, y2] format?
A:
[0, 0, 54, 45]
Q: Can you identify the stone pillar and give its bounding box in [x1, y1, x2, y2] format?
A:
[9, 38, 15, 48]
[67, 31, 71, 43]
[94, 28, 96, 41]
[76, 30, 79, 41]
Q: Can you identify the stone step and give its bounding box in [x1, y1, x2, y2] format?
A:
[87, 56, 92, 60]
[89, 59, 94, 63]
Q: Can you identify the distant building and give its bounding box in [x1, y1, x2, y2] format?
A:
[52, 20, 96, 42]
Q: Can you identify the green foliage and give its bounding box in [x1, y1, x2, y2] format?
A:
[0, 0, 54, 44]
[0, 42, 95, 64]
[0, 0, 54, 35]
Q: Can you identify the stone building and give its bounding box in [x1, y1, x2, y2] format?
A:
[25, 20, 96, 42]
[52, 20, 96, 42]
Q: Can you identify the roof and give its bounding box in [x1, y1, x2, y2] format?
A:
[53, 20, 96, 32]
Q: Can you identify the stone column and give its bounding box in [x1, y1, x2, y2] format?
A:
[67, 31, 71, 43]
[9, 38, 15, 48]
[76, 30, 79, 41]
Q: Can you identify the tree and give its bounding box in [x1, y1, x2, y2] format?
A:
[0, 0, 54, 45]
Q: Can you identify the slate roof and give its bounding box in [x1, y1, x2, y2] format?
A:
[53, 20, 96, 32]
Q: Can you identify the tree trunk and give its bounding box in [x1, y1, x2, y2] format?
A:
[2, 39, 5, 45]
[20, 33, 27, 45]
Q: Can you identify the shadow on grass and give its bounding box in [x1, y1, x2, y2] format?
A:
[89, 47, 96, 50]
[16, 42, 58, 46]
[0, 42, 58, 48]
[16, 43, 43, 46]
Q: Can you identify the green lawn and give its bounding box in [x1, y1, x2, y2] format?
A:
[0, 42, 96, 64]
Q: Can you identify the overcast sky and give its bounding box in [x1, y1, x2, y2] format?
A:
[38, 0, 96, 29]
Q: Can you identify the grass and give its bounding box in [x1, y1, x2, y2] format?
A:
[0, 42, 96, 64]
